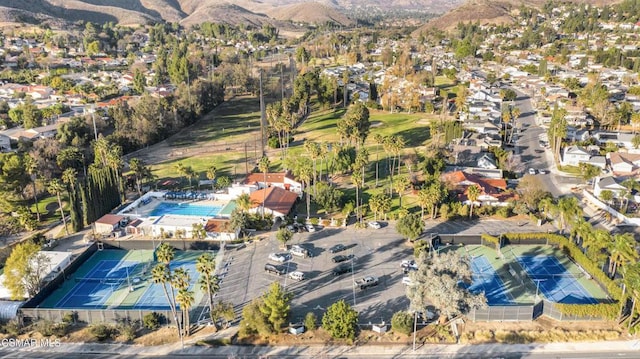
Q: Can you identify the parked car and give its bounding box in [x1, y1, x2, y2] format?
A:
[332, 263, 353, 276]
[264, 264, 287, 275]
[288, 271, 305, 281]
[368, 221, 381, 229]
[528, 168, 536, 175]
[401, 260, 419, 271]
[269, 252, 290, 263]
[354, 276, 379, 290]
[538, 169, 547, 175]
[402, 276, 414, 286]
[306, 224, 316, 232]
[332, 254, 355, 263]
[290, 245, 310, 258]
[329, 244, 347, 253]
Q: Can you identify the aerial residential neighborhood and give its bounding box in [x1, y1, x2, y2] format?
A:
[0, 0, 640, 358]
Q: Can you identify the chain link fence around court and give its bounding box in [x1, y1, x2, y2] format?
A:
[20, 308, 179, 326]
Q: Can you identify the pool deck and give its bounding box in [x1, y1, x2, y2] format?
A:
[126, 196, 231, 218]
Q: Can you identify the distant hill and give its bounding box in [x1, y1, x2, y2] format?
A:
[265, 2, 355, 26]
[0, 0, 479, 29]
[414, 0, 625, 33]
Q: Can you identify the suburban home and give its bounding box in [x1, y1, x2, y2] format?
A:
[562, 146, 591, 166]
[608, 152, 640, 175]
[593, 132, 636, 150]
[243, 171, 303, 196]
[248, 186, 299, 218]
[204, 219, 240, 241]
[441, 171, 513, 207]
[593, 176, 627, 198]
[477, 153, 498, 169]
[94, 214, 126, 234]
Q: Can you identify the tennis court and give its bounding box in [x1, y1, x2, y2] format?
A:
[38, 249, 207, 311]
[134, 261, 199, 310]
[468, 255, 515, 305]
[516, 255, 598, 304]
[56, 260, 140, 308]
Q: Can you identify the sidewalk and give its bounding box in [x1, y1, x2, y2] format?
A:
[14, 326, 640, 357]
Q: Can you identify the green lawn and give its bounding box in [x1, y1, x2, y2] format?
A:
[151, 152, 245, 183]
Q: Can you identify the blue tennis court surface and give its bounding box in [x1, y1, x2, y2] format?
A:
[467, 256, 514, 305]
[517, 256, 597, 304]
[150, 202, 222, 217]
[134, 261, 199, 310]
[56, 260, 139, 308]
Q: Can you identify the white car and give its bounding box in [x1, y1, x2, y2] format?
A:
[306, 224, 316, 232]
[528, 168, 536, 175]
[538, 169, 547, 175]
[268, 252, 290, 263]
[368, 221, 381, 229]
[288, 271, 305, 281]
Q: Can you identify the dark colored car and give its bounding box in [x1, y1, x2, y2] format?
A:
[329, 244, 347, 254]
[332, 263, 353, 276]
[264, 264, 287, 276]
[332, 254, 354, 263]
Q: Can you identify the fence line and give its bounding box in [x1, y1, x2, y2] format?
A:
[20, 308, 180, 326]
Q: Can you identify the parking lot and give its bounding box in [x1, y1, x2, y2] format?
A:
[214, 222, 413, 325]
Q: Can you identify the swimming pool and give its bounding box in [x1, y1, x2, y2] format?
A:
[150, 202, 223, 217]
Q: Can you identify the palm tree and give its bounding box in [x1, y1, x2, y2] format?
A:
[236, 193, 252, 213]
[467, 184, 481, 218]
[156, 243, 175, 264]
[608, 233, 638, 278]
[296, 161, 313, 219]
[538, 197, 558, 221]
[151, 263, 182, 345]
[394, 175, 410, 208]
[24, 154, 40, 222]
[172, 267, 191, 336]
[258, 156, 270, 219]
[175, 162, 188, 187]
[176, 289, 195, 336]
[206, 166, 217, 191]
[570, 216, 592, 246]
[351, 172, 363, 224]
[129, 157, 151, 197]
[196, 253, 219, 325]
[557, 196, 580, 234]
[47, 179, 68, 235]
[417, 187, 430, 219]
[583, 229, 610, 263]
[623, 263, 640, 328]
[191, 223, 206, 239]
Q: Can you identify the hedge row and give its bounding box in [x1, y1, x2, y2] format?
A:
[482, 232, 622, 320]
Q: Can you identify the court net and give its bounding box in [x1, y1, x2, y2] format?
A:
[75, 277, 126, 285]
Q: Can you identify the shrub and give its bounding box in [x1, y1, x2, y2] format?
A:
[62, 312, 76, 324]
[143, 312, 161, 330]
[457, 204, 469, 218]
[117, 319, 140, 342]
[3, 319, 22, 336]
[36, 320, 68, 337]
[391, 311, 413, 335]
[89, 323, 117, 341]
[414, 240, 430, 258]
[309, 217, 319, 225]
[496, 206, 511, 218]
[304, 312, 317, 331]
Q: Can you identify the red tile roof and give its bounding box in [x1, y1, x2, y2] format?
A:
[96, 214, 125, 225]
[249, 186, 298, 214]
[204, 219, 232, 233]
[243, 171, 297, 186]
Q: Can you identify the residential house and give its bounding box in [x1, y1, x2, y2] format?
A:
[441, 171, 513, 206]
[477, 153, 498, 169]
[243, 171, 303, 196]
[593, 176, 627, 198]
[562, 146, 590, 166]
[248, 186, 299, 218]
[608, 152, 640, 175]
[594, 132, 636, 150]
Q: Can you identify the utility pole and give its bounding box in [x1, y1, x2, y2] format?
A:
[259, 69, 266, 155]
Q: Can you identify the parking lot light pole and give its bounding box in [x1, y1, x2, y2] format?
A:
[412, 311, 417, 351]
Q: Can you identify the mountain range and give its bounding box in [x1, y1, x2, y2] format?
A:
[0, 0, 463, 28]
